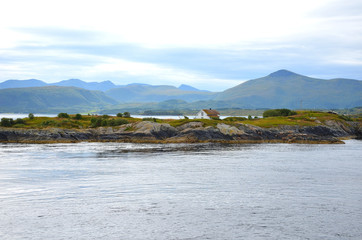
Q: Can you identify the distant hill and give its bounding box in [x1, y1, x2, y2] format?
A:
[106, 84, 215, 102]
[0, 79, 47, 89]
[0, 79, 117, 91]
[214, 70, 362, 109]
[50, 79, 116, 91]
[178, 84, 209, 92]
[0, 86, 118, 113]
[1, 70, 361, 111]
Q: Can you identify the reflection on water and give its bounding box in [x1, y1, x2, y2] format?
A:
[0, 140, 361, 239]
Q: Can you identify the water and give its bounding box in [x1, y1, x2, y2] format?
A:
[0, 113, 56, 119]
[0, 140, 361, 239]
[0, 113, 259, 120]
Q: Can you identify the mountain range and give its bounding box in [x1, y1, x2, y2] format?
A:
[0, 70, 361, 113]
[0, 86, 117, 113]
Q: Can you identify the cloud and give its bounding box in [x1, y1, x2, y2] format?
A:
[1, 0, 362, 89]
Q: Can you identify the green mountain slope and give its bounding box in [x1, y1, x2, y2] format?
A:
[0, 86, 118, 113]
[214, 70, 362, 109]
[106, 84, 215, 102]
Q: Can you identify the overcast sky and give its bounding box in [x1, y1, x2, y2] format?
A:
[1, 0, 361, 91]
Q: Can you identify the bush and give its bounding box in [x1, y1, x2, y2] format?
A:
[15, 118, 25, 125]
[223, 117, 247, 122]
[123, 112, 131, 118]
[28, 113, 34, 119]
[58, 113, 70, 118]
[90, 118, 102, 128]
[211, 117, 220, 120]
[1, 118, 14, 127]
[109, 119, 129, 126]
[115, 119, 129, 126]
[74, 113, 82, 120]
[41, 120, 57, 127]
[116, 113, 123, 117]
[263, 109, 297, 118]
[90, 117, 129, 127]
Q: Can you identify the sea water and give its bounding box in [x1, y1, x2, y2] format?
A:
[0, 140, 361, 239]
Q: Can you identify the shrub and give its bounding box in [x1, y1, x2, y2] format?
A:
[58, 113, 70, 118]
[116, 113, 123, 117]
[123, 112, 131, 118]
[1, 118, 14, 127]
[211, 117, 220, 120]
[14, 118, 25, 125]
[28, 113, 34, 119]
[109, 119, 129, 126]
[114, 119, 129, 126]
[90, 117, 129, 127]
[263, 109, 297, 118]
[223, 117, 247, 122]
[74, 113, 82, 120]
[248, 115, 252, 120]
[90, 118, 102, 128]
[41, 120, 57, 127]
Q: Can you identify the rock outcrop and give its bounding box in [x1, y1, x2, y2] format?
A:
[0, 120, 360, 144]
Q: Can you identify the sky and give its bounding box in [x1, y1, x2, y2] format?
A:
[0, 0, 361, 91]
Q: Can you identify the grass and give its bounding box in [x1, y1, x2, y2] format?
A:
[241, 111, 353, 128]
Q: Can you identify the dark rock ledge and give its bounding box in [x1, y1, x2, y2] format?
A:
[0, 120, 360, 144]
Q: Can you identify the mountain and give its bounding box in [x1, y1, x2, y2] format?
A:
[0, 79, 117, 91]
[0, 79, 47, 89]
[0, 86, 118, 113]
[214, 70, 362, 109]
[1, 70, 361, 111]
[178, 84, 209, 92]
[106, 84, 215, 102]
[51, 79, 116, 91]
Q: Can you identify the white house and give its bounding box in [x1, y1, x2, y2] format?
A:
[195, 109, 220, 119]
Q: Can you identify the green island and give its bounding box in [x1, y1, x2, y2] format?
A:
[0, 110, 361, 144]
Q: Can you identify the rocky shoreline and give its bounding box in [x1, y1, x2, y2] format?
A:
[0, 120, 361, 144]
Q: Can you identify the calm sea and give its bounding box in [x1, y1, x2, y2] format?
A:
[0, 140, 361, 239]
[0, 113, 258, 120]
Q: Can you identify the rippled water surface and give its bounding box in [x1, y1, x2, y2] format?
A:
[0, 140, 361, 239]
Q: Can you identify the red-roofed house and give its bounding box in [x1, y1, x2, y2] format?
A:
[196, 109, 220, 119]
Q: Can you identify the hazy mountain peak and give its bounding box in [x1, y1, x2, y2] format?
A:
[268, 69, 299, 78]
[178, 84, 200, 91]
[0, 79, 47, 89]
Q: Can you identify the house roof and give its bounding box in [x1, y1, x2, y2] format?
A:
[202, 109, 220, 116]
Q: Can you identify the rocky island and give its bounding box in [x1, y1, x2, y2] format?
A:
[0, 111, 361, 144]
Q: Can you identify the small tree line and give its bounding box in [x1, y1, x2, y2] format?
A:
[0, 118, 26, 127]
[263, 109, 297, 118]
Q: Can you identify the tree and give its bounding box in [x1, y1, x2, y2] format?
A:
[116, 113, 123, 117]
[74, 113, 82, 120]
[123, 112, 131, 118]
[263, 109, 297, 118]
[28, 113, 34, 120]
[1, 118, 14, 127]
[58, 113, 70, 118]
